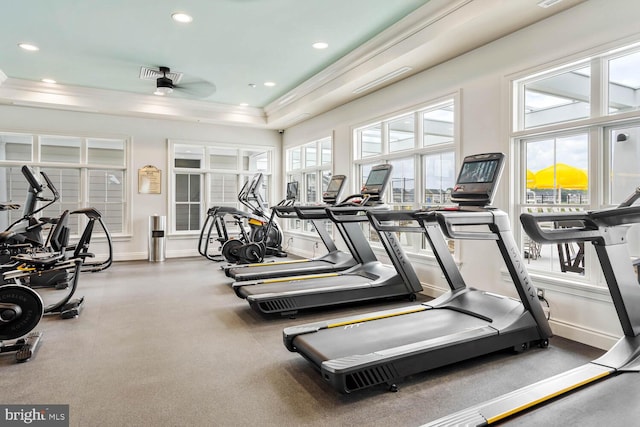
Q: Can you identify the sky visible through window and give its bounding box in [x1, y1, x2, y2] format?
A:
[526, 134, 588, 173]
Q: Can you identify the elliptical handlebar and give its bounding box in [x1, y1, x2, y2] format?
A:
[238, 173, 266, 215]
[10, 167, 60, 230]
[21, 165, 43, 194]
[29, 170, 60, 217]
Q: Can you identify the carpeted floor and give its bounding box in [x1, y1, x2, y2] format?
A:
[0, 258, 614, 426]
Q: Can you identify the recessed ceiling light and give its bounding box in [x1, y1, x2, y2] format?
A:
[18, 43, 39, 51]
[171, 12, 193, 23]
[240, 103, 249, 107]
[312, 42, 328, 50]
[41, 78, 56, 84]
[264, 82, 276, 87]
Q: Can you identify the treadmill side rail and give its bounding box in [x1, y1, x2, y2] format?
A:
[422, 363, 614, 427]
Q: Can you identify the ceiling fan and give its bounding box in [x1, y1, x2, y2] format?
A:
[139, 66, 216, 99]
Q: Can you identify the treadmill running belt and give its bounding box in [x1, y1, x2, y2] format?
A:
[230, 260, 335, 279]
[238, 274, 375, 298]
[293, 309, 493, 366]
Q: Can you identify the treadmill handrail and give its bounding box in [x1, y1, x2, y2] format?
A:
[325, 205, 381, 223]
[293, 205, 332, 220]
[366, 210, 425, 233]
[520, 212, 601, 244]
[432, 210, 500, 241]
[590, 204, 640, 226]
[272, 205, 299, 219]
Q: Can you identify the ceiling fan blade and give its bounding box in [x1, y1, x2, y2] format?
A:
[174, 78, 216, 99]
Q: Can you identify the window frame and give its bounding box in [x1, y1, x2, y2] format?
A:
[284, 136, 333, 235]
[351, 94, 460, 256]
[511, 40, 640, 290]
[168, 139, 275, 235]
[0, 131, 130, 238]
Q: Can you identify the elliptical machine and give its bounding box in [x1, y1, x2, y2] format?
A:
[4, 209, 85, 320]
[226, 181, 297, 264]
[198, 180, 256, 262]
[201, 173, 285, 264]
[1, 166, 113, 274]
[0, 165, 60, 264]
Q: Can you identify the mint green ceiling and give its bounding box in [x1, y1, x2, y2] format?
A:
[2, 0, 430, 107]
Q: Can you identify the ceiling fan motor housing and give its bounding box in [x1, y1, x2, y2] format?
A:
[157, 76, 173, 89]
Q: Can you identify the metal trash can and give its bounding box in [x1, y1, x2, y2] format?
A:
[149, 215, 166, 262]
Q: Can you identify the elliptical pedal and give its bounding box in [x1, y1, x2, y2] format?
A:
[59, 296, 84, 319]
[15, 331, 43, 362]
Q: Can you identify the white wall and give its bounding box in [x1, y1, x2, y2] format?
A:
[0, 105, 281, 260]
[282, 0, 640, 349]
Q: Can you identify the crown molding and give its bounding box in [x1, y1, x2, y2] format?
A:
[0, 77, 266, 127]
[264, 0, 585, 129]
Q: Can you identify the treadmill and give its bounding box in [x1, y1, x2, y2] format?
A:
[232, 163, 423, 316]
[424, 186, 640, 426]
[283, 152, 552, 393]
[225, 175, 356, 281]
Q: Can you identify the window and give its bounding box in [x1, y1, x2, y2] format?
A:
[359, 124, 382, 158]
[169, 140, 274, 234]
[608, 50, 640, 114]
[513, 43, 640, 285]
[0, 132, 128, 236]
[389, 115, 414, 153]
[353, 97, 457, 254]
[424, 151, 456, 204]
[521, 65, 590, 129]
[285, 136, 333, 234]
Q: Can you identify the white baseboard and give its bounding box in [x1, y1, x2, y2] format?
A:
[419, 282, 447, 298]
[548, 318, 619, 350]
[110, 249, 200, 262]
[112, 251, 147, 261]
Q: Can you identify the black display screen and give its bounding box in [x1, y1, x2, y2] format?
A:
[365, 169, 388, 187]
[286, 181, 299, 200]
[326, 177, 344, 193]
[457, 160, 499, 184]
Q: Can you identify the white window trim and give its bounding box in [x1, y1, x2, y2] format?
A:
[284, 136, 333, 235]
[508, 38, 640, 293]
[0, 130, 131, 238]
[350, 93, 460, 258]
[167, 139, 276, 236]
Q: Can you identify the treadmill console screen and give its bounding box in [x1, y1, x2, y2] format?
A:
[286, 181, 299, 201]
[322, 175, 347, 204]
[325, 176, 345, 193]
[361, 164, 393, 199]
[457, 159, 499, 184]
[365, 169, 387, 186]
[451, 153, 505, 206]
